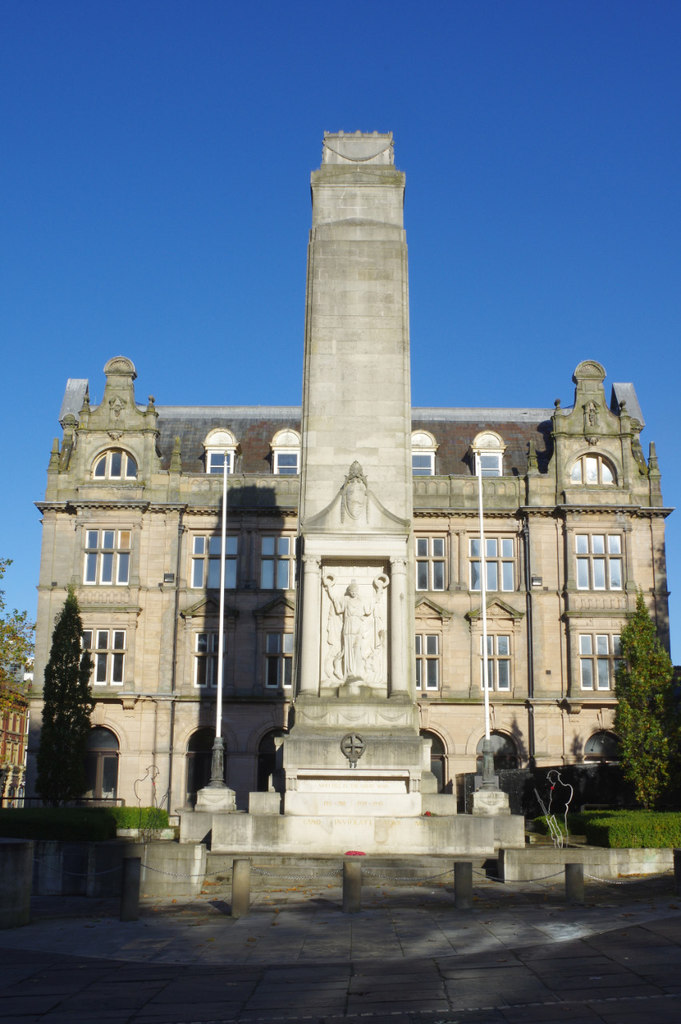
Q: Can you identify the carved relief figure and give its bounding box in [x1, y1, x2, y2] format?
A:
[322, 573, 389, 684]
[340, 461, 368, 523]
[584, 401, 599, 431]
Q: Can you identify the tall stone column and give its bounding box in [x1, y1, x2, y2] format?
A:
[299, 132, 413, 526]
[298, 556, 321, 695]
[389, 557, 410, 696]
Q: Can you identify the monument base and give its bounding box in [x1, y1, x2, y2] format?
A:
[471, 787, 511, 816]
[179, 805, 524, 853]
[195, 785, 237, 812]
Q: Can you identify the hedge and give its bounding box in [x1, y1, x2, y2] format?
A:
[533, 810, 681, 848]
[0, 806, 169, 842]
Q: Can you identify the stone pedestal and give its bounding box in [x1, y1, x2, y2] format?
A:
[471, 787, 511, 816]
[195, 785, 237, 812]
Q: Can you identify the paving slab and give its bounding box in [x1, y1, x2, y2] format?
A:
[1, 873, 680, 1023]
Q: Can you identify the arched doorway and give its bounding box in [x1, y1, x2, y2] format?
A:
[584, 731, 619, 762]
[84, 727, 119, 801]
[257, 729, 286, 792]
[476, 731, 518, 772]
[420, 729, 447, 792]
[186, 728, 216, 805]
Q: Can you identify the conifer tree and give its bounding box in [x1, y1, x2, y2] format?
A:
[614, 591, 679, 809]
[36, 588, 94, 805]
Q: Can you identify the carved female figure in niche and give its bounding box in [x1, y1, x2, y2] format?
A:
[322, 573, 389, 683]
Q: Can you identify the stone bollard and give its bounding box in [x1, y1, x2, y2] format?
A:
[231, 858, 251, 919]
[343, 858, 362, 913]
[454, 860, 473, 910]
[120, 856, 141, 922]
[674, 849, 681, 897]
[565, 862, 584, 904]
[0, 839, 33, 928]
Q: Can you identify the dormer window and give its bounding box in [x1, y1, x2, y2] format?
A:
[271, 429, 301, 475]
[203, 429, 238, 475]
[470, 431, 506, 477]
[570, 454, 615, 486]
[93, 449, 137, 480]
[412, 430, 438, 476]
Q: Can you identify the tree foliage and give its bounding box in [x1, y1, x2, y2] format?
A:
[36, 588, 94, 805]
[0, 558, 34, 712]
[614, 592, 679, 810]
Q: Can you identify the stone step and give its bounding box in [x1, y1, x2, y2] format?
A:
[204, 852, 495, 888]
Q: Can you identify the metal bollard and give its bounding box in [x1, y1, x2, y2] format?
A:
[342, 858, 362, 913]
[120, 856, 141, 921]
[565, 862, 584, 904]
[231, 858, 251, 918]
[454, 860, 473, 910]
[674, 849, 681, 897]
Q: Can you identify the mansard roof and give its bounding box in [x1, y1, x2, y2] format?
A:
[153, 404, 554, 476]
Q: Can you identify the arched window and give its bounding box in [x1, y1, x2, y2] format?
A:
[257, 728, 287, 792]
[185, 728, 217, 805]
[476, 731, 518, 772]
[270, 429, 301, 475]
[471, 431, 506, 477]
[420, 729, 446, 792]
[93, 449, 137, 480]
[84, 727, 119, 801]
[203, 429, 238, 475]
[584, 731, 619, 763]
[570, 454, 616, 486]
[411, 430, 438, 476]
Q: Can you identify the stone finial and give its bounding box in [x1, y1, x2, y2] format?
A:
[170, 436, 182, 474]
[48, 438, 60, 471]
[648, 441, 660, 477]
[527, 438, 538, 474]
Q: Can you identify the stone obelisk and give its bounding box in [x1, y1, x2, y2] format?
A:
[281, 132, 427, 817]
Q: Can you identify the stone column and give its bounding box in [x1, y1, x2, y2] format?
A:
[298, 556, 321, 695]
[389, 557, 409, 696]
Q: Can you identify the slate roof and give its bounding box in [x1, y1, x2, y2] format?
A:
[154, 405, 556, 476]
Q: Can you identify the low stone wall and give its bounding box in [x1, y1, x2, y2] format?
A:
[499, 845, 674, 882]
[0, 839, 33, 928]
[32, 840, 205, 898]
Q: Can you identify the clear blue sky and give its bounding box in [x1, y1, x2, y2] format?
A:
[2, 1, 680, 657]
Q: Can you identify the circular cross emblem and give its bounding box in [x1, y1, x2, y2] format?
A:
[340, 733, 366, 768]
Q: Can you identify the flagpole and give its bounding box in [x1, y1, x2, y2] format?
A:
[475, 450, 495, 788]
[209, 449, 228, 787]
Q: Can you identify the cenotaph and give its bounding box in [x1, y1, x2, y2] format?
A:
[181, 132, 522, 855]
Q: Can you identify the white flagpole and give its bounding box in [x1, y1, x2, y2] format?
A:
[476, 452, 491, 742]
[209, 449, 228, 786]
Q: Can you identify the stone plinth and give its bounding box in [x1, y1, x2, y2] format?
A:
[471, 788, 511, 816]
[284, 768, 423, 817]
[207, 809, 516, 857]
[195, 785, 237, 812]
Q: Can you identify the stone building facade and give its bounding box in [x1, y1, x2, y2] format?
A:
[27, 133, 670, 813]
[27, 354, 669, 811]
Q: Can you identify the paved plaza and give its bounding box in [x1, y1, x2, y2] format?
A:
[1, 868, 681, 1023]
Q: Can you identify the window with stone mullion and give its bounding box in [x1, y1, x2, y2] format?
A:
[469, 538, 514, 592]
[84, 530, 131, 585]
[265, 632, 293, 689]
[575, 534, 622, 591]
[82, 629, 126, 686]
[416, 537, 445, 591]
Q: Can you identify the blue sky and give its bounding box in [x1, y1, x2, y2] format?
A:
[2, 1, 680, 657]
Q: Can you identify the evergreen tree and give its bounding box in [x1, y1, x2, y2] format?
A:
[614, 592, 679, 809]
[36, 588, 94, 805]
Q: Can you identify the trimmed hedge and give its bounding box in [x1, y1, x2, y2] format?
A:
[534, 810, 681, 848]
[107, 806, 169, 830]
[0, 806, 169, 842]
